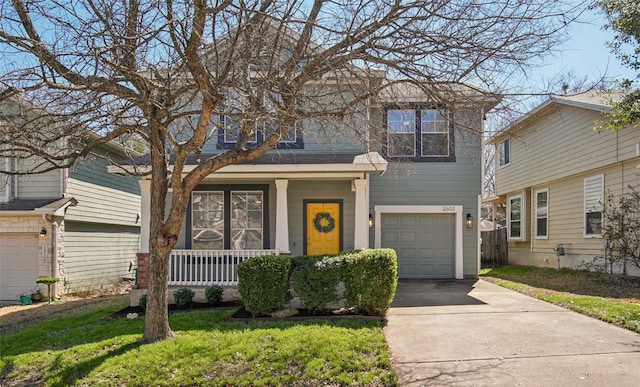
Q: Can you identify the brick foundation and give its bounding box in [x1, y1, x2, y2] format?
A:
[136, 252, 149, 289]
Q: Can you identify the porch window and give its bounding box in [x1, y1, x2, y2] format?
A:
[584, 175, 603, 237]
[231, 192, 264, 249]
[535, 189, 548, 238]
[189, 186, 268, 250]
[385, 108, 455, 161]
[191, 192, 225, 249]
[508, 195, 522, 240]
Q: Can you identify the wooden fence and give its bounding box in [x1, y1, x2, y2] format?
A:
[481, 228, 508, 267]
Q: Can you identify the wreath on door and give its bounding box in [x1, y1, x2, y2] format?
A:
[313, 212, 336, 233]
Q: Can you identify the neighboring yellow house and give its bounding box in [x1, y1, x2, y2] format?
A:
[486, 92, 640, 276]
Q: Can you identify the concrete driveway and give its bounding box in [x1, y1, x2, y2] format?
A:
[383, 279, 640, 386]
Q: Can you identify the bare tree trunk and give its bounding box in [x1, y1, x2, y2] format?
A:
[142, 123, 175, 342]
[144, 244, 174, 342]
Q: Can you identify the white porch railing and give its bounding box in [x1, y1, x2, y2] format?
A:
[168, 249, 279, 286]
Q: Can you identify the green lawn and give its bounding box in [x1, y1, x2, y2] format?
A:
[0, 301, 396, 386]
[481, 266, 640, 333]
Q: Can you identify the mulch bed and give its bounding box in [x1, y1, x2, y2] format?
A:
[110, 301, 385, 322]
[110, 301, 241, 318]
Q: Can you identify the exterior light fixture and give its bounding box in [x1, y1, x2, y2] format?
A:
[39, 227, 48, 239]
[466, 214, 473, 229]
[368, 214, 374, 229]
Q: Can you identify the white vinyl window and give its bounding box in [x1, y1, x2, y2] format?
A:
[231, 191, 264, 250]
[508, 194, 523, 240]
[191, 190, 264, 250]
[498, 137, 510, 166]
[421, 110, 450, 157]
[584, 175, 604, 237]
[191, 191, 225, 250]
[261, 91, 297, 143]
[534, 189, 548, 238]
[386, 109, 416, 157]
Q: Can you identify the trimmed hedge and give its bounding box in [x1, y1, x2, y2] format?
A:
[237, 249, 398, 317]
[291, 255, 343, 311]
[238, 255, 293, 316]
[343, 249, 398, 316]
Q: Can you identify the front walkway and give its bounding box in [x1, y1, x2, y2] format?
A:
[383, 279, 640, 386]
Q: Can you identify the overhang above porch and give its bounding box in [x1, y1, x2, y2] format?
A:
[108, 151, 388, 178]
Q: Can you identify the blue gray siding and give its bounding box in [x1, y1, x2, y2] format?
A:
[370, 109, 483, 277]
[63, 222, 140, 293]
[65, 150, 141, 226]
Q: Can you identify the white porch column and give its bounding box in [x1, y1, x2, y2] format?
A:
[275, 179, 290, 254]
[139, 179, 151, 254]
[353, 178, 369, 249]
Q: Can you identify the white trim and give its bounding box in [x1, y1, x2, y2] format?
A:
[108, 152, 388, 176]
[507, 194, 524, 241]
[352, 179, 369, 249]
[139, 180, 151, 253]
[373, 205, 464, 279]
[275, 179, 290, 253]
[534, 188, 549, 239]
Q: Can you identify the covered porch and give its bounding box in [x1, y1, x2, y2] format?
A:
[129, 152, 387, 299]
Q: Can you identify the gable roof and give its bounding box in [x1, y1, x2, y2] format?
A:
[377, 81, 501, 110]
[486, 91, 623, 145]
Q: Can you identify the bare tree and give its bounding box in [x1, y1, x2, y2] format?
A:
[0, 0, 581, 342]
[594, 187, 640, 275]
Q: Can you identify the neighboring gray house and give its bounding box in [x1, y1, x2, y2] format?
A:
[120, 78, 498, 303]
[0, 99, 141, 301]
[486, 92, 640, 275]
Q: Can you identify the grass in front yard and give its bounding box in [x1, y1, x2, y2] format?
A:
[481, 266, 640, 333]
[0, 302, 396, 386]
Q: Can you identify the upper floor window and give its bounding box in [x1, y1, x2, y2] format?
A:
[0, 158, 14, 203]
[584, 175, 604, 237]
[385, 108, 455, 162]
[498, 137, 510, 166]
[535, 189, 548, 238]
[217, 91, 303, 150]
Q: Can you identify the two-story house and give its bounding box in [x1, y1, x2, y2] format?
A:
[118, 77, 499, 303]
[0, 98, 142, 301]
[487, 92, 640, 275]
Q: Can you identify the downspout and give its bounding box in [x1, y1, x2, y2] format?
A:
[43, 214, 60, 300]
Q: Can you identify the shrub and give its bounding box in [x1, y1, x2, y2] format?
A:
[343, 249, 398, 316]
[205, 285, 224, 304]
[238, 255, 292, 316]
[173, 288, 195, 306]
[291, 255, 343, 311]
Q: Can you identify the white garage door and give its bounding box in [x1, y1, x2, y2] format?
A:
[381, 213, 455, 278]
[0, 235, 40, 301]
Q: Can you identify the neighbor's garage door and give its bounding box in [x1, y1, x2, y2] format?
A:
[0, 235, 40, 301]
[381, 213, 455, 278]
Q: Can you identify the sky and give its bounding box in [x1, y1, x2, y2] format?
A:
[527, 6, 637, 90]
